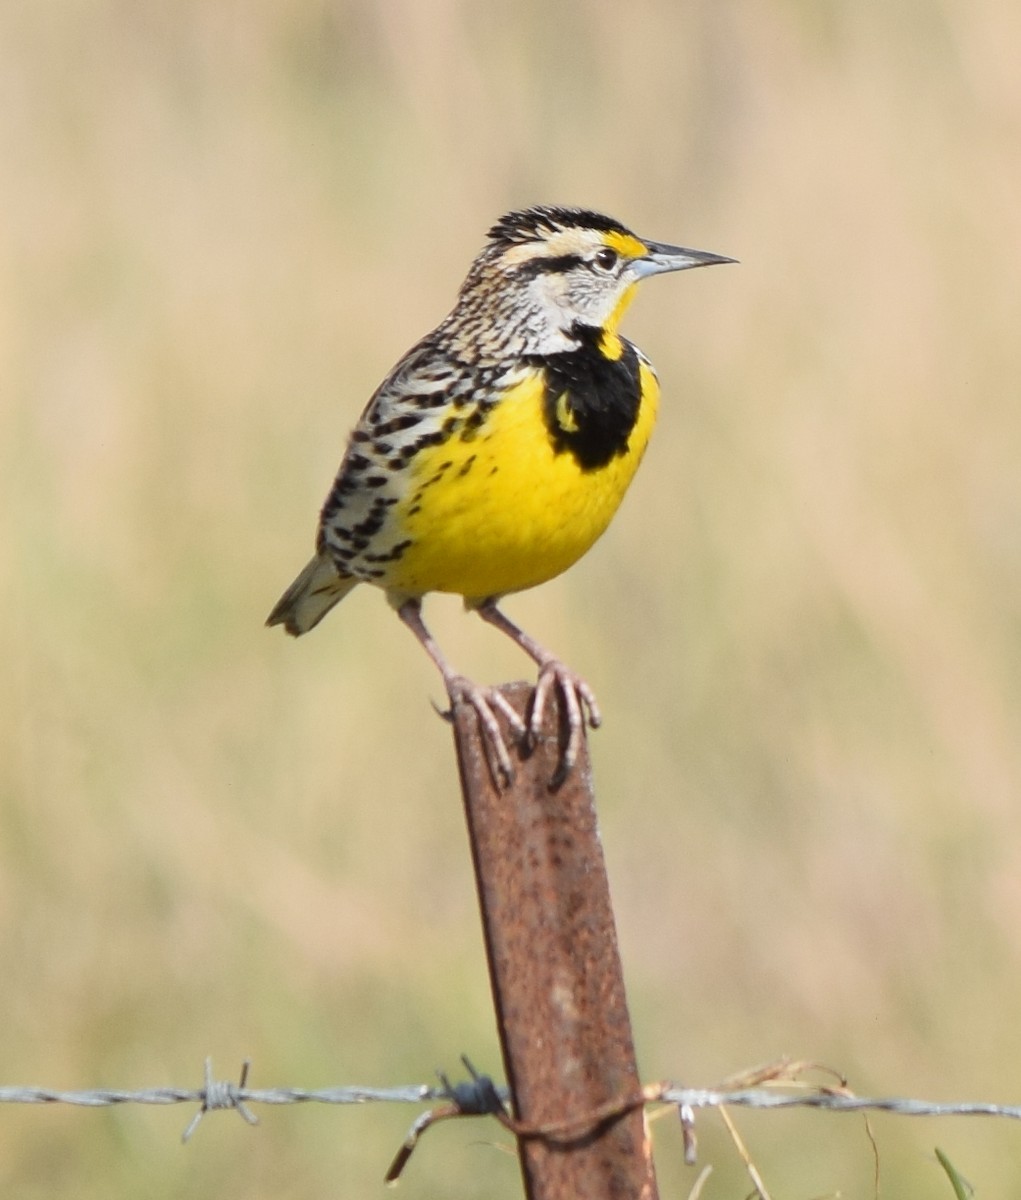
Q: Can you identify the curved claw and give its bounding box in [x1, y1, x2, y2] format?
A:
[530, 660, 602, 788]
[445, 675, 528, 788]
[469, 601, 602, 788]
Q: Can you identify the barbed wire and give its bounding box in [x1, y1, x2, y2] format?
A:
[662, 1087, 1021, 1120]
[4, 1055, 1021, 1184]
[3, 1057, 1021, 1142]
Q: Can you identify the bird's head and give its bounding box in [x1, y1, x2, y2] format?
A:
[454, 205, 735, 356]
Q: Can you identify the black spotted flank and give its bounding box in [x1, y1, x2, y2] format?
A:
[459, 407, 487, 440]
[536, 326, 643, 471]
[371, 411, 423, 435]
[362, 539, 412, 564]
[414, 393, 452, 409]
[409, 429, 449, 453]
[350, 497, 391, 539]
[487, 205, 634, 247]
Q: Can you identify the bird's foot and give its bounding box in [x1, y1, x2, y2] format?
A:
[443, 675, 528, 788]
[530, 659, 602, 789]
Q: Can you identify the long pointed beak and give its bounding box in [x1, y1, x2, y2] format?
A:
[631, 238, 738, 279]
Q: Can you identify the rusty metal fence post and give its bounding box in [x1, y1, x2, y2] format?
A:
[451, 681, 659, 1200]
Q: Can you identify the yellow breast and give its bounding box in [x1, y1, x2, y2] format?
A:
[385, 361, 659, 602]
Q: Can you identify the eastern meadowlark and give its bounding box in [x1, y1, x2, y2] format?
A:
[268, 205, 734, 784]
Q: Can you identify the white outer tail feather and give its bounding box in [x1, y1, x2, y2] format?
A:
[266, 553, 358, 636]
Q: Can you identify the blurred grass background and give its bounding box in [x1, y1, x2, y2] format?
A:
[2, 0, 1020, 1195]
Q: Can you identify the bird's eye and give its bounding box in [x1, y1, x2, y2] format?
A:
[593, 247, 619, 272]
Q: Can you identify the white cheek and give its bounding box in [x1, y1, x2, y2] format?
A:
[521, 275, 583, 353]
[527, 272, 570, 312]
[591, 289, 620, 323]
[570, 282, 617, 327]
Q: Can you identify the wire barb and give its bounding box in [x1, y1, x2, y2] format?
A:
[678, 1102, 698, 1165]
[181, 1059, 258, 1143]
[385, 1058, 507, 1184]
[441, 1055, 509, 1117]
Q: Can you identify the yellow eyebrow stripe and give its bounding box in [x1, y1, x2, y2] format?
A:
[604, 230, 648, 259]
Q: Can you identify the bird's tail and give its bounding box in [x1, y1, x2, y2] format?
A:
[266, 552, 358, 636]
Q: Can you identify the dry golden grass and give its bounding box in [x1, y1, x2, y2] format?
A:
[2, 1, 1021, 1195]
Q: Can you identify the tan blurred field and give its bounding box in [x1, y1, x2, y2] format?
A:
[2, 1, 1021, 1195]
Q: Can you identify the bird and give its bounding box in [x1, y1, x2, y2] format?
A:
[267, 205, 734, 785]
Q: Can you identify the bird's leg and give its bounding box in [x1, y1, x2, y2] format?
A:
[397, 599, 526, 787]
[473, 599, 602, 785]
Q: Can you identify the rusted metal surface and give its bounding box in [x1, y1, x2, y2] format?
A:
[452, 681, 659, 1200]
